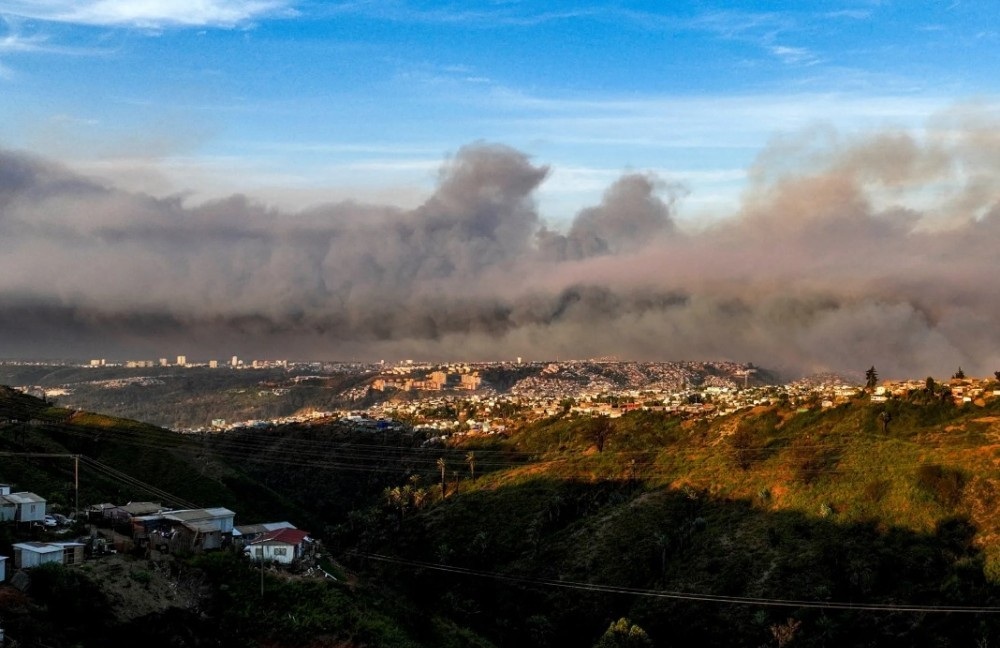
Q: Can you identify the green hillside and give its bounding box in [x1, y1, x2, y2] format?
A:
[0, 385, 306, 524]
[343, 398, 1000, 647]
[4, 385, 1000, 646]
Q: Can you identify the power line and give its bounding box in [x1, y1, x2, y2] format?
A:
[353, 552, 1000, 614]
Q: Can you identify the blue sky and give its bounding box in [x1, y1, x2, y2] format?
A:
[1, 0, 998, 223]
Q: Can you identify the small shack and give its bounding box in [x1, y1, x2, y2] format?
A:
[52, 542, 86, 566]
[105, 501, 163, 526]
[12, 542, 63, 568]
[162, 507, 236, 552]
[2, 491, 47, 523]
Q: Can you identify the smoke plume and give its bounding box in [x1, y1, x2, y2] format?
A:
[3, 110, 1000, 378]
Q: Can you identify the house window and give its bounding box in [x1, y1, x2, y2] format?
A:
[254, 548, 263, 558]
[273, 547, 287, 556]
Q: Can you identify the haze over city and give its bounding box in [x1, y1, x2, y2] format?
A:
[2, 1, 1000, 377]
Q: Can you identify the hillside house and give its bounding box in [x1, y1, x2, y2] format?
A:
[246, 528, 311, 565]
[162, 507, 236, 552]
[232, 521, 297, 549]
[12, 542, 85, 568]
[104, 501, 163, 525]
[12, 542, 62, 568]
[1, 491, 46, 523]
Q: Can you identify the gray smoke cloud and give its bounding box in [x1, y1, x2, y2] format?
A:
[3, 109, 1000, 378]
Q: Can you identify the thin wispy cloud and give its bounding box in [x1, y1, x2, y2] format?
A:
[769, 45, 821, 66]
[824, 9, 872, 20]
[0, 1, 296, 28]
[0, 30, 46, 52]
[322, 1, 596, 27]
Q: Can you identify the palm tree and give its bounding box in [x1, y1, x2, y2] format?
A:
[437, 457, 447, 497]
[466, 451, 477, 482]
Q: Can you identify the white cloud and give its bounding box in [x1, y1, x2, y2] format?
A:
[769, 45, 820, 66]
[0, 1, 295, 28]
[0, 31, 47, 52]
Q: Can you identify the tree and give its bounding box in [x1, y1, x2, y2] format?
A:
[437, 457, 447, 497]
[865, 366, 878, 390]
[594, 618, 653, 648]
[589, 416, 615, 453]
[879, 410, 892, 434]
[995, 371, 1000, 382]
[466, 451, 477, 482]
[925, 376, 936, 393]
[953, 367, 966, 380]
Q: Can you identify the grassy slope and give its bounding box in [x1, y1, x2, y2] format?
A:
[8, 384, 1000, 646]
[0, 386, 494, 648]
[0, 385, 305, 523]
[359, 398, 1000, 647]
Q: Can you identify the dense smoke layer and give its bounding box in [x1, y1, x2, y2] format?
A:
[2, 112, 1000, 377]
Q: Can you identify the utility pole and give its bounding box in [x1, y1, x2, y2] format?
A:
[74, 454, 79, 521]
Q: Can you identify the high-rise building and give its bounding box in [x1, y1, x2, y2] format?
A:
[209, 360, 218, 368]
[177, 355, 187, 366]
[231, 355, 239, 367]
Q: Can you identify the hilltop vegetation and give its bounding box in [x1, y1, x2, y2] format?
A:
[3, 385, 1000, 646]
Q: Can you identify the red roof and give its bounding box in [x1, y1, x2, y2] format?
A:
[251, 528, 310, 546]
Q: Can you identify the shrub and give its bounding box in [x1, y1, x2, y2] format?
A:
[916, 464, 966, 506]
[131, 569, 152, 585]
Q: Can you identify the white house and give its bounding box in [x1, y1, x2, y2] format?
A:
[12, 542, 63, 568]
[2, 492, 46, 522]
[246, 528, 311, 565]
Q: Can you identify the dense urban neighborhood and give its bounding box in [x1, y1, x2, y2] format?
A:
[5, 360, 1000, 647]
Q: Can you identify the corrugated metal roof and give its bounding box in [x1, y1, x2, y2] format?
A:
[251, 528, 310, 546]
[164, 508, 234, 522]
[183, 521, 220, 533]
[234, 521, 295, 537]
[12, 542, 62, 554]
[263, 521, 296, 531]
[163, 509, 210, 522]
[3, 492, 46, 504]
[121, 502, 163, 515]
[233, 524, 268, 536]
